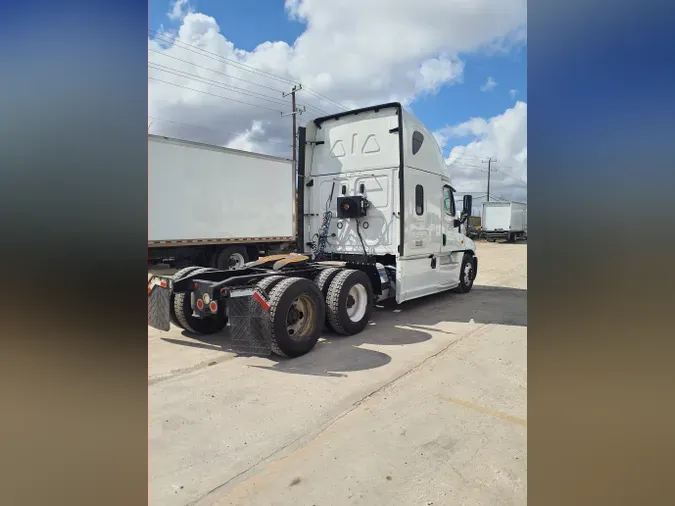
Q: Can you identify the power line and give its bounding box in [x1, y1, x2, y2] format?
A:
[148, 48, 329, 115]
[149, 63, 292, 107]
[149, 29, 296, 86]
[149, 29, 345, 113]
[447, 162, 487, 170]
[149, 48, 286, 94]
[148, 76, 286, 113]
[302, 87, 349, 112]
[494, 166, 527, 184]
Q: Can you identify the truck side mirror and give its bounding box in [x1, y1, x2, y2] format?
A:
[462, 195, 473, 217]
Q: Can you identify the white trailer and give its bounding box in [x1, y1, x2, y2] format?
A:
[148, 103, 479, 358]
[481, 201, 527, 242]
[148, 135, 295, 269]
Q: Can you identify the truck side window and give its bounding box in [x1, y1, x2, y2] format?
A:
[415, 185, 424, 215]
[443, 186, 455, 215]
[412, 131, 424, 155]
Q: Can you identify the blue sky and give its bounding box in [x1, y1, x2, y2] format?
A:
[149, 0, 526, 153]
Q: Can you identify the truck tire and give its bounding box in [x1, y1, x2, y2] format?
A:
[325, 269, 373, 336]
[213, 246, 249, 270]
[313, 267, 342, 330]
[169, 266, 203, 328]
[173, 267, 227, 335]
[453, 254, 476, 294]
[255, 275, 285, 296]
[267, 277, 325, 358]
[508, 233, 516, 243]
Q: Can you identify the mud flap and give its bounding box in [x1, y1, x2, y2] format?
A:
[148, 284, 171, 331]
[229, 289, 272, 356]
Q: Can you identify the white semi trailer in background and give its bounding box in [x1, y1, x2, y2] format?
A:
[482, 201, 528, 242]
[148, 135, 296, 269]
[148, 103, 479, 358]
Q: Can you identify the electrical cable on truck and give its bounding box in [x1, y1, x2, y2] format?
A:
[312, 181, 336, 260]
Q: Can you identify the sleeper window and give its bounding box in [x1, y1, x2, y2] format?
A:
[415, 185, 424, 215]
[412, 131, 424, 155]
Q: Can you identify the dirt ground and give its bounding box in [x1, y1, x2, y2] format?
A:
[149, 240, 527, 505]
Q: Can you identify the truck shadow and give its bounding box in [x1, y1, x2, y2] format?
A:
[161, 284, 526, 377]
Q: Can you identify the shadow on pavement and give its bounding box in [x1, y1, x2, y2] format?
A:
[160, 284, 526, 377]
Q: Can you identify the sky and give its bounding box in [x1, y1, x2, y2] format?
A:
[148, 0, 527, 204]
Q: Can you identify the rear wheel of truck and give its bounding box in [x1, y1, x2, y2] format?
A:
[212, 246, 249, 270]
[255, 275, 285, 296]
[313, 267, 342, 330]
[326, 269, 374, 336]
[169, 266, 203, 329]
[173, 267, 227, 335]
[268, 277, 325, 358]
[453, 254, 476, 294]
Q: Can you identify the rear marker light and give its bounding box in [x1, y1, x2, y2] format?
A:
[196, 299, 204, 310]
[209, 301, 218, 312]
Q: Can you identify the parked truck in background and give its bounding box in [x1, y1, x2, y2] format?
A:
[148, 135, 296, 270]
[148, 102, 478, 358]
[482, 201, 527, 242]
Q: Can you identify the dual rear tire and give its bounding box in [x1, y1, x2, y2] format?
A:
[171, 266, 228, 335]
[261, 269, 374, 357]
[168, 265, 374, 358]
[323, 269, 374, 335]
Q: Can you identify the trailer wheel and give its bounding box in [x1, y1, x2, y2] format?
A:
[313, 267, 342, 330]
[325, 269, 374, 336]
[173, 267, 227, 335]
[169, 266, 203, 329]
[508, 233, 516, 243]
[213, 246, 249, 270]
[453, 254, 476, 294]
[268, 277, 325, 358]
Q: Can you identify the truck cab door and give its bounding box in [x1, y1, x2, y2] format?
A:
[438, 185, 463, 287]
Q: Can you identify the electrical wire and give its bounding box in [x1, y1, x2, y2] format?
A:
[148, 49, 330, 115]
[149, 29, 344, 113]
[148, 76, 286, 113]
[312, 181, 336, 259]
[149, 63, 292, 107]
[355, 218, 369, 260]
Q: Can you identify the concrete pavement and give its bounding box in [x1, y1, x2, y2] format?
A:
[149, 241, 527, 506]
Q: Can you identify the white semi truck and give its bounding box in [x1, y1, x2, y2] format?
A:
[148, 135, 296, 269]
[148, 102, 478, 358]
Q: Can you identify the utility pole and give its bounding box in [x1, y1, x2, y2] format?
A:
[482, 157, 497, 201]
[282, 84, 306, 175]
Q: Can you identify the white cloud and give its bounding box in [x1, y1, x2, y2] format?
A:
[509, 89, 517, 99]
[480, 76, 497, 92]
[168, 0, 192, 21]
[435, 102, 527, 204]
[149, 1, 526, 156]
